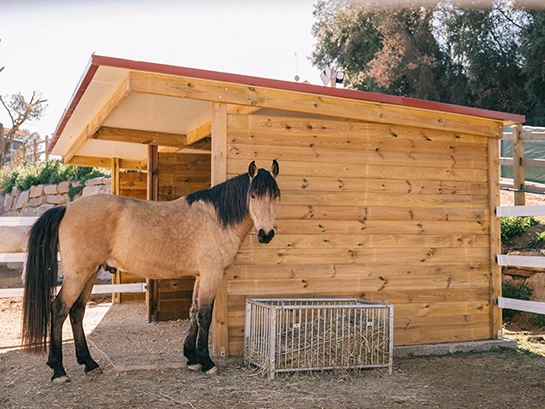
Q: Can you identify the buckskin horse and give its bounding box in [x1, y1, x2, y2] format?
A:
[22, 160, 280, 383]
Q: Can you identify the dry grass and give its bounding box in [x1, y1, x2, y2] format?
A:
[246, 305, 391, 377]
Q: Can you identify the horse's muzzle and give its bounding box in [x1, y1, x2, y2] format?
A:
[258, 229, 275, 244]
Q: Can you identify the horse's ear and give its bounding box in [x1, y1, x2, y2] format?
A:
[248, 161, 258, 179]
[271, 160, 279, 178]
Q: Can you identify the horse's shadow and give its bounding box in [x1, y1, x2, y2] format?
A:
[85, 299, 193, 373]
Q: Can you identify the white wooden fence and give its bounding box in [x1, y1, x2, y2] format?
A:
[0, 217, 147, 298]
[501, 126, 545, 203]
[496, 205, 545, 315]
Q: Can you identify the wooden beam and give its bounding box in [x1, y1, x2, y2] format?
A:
[146, 145, 159, 323]
[92, 127, 188, 147]
[488, 137, 502, 341]
[496, 205, 545, 217]
[512, 124, 525, 206]
[66, 155, 146, 170]
[128, 71, 504, 138]
[211, 103, 228, 185]
[111, 157, 120, 304]
[64, 75, 131, 162]
[497, 255, 545, 269]
[186, 122, 212, 145]
[211, 103, 229, 358]
[186, 106, 260, 145]
[111, 157, 120, 195]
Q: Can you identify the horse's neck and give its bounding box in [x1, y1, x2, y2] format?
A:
[229, 214, 255, 243]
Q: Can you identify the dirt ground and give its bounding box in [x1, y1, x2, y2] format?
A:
[0, 191, 544, 408]
[1, 265, 544, 409]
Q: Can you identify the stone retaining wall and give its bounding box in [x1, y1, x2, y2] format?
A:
[0, 177, 111, 217]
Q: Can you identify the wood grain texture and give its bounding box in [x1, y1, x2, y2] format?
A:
[222, 112, 501, 354]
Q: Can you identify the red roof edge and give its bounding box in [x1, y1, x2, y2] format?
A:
[48, 56, 100, 155]
[49, 54, 526, 154]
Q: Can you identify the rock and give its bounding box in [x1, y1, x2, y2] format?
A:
[44, 184, 58, 195]
[0, 226, 29, 252]
[3, 194, 14, 213]
[35, 204, 56, 216]
[29, 184, 44, 198]
[19, 207, 36, 217]
[526, 273, 545, 302]
[15, 190, 30, 209]
[29, 196, 48, 207]
[57, 181, 71, 194]
[46, 194, 67, 205]
[82, 185, 103, 196]
[85, 177, 106, 186]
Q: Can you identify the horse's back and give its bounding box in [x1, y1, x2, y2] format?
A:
[59, 194, 212, 278]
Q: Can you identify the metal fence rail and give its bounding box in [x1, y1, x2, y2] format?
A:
[244, 298, 393, 379]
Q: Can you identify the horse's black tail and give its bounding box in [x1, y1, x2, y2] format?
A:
[21, 205, 67, 354]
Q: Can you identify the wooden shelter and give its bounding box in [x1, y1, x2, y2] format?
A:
[49, 54, 525, 357]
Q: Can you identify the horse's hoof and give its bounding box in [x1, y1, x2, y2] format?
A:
[204, 366, 218, 376]
[187, 363, 202, 372]
[51, 375, 70, 384]
[85, 367, 103, 376]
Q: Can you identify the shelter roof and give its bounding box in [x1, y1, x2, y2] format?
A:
[49, 54, 525, 165]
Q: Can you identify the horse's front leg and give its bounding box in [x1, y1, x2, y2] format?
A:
[196, 300, 216, 374]
[194, 272, 223, 375]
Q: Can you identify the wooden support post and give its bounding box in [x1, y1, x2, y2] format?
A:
[513, 124, 525, 206]
[146, 145, 159, 322]
[111, 157, 121, 304]
[33, 139, 38, 164]
[211, 102, 229, 358]
[489, 135, 502, 340]
[111, 157, 120, 195]
[45, 135, 49, 161]
[330, 69, 337, 88]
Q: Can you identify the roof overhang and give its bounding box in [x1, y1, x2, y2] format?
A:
[50, 54, 526, 168]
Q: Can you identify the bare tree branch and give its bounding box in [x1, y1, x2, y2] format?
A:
[0, 92, 47, 167]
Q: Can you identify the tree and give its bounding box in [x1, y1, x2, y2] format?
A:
[310, 0, 545, 125]
[0, 92, 47, 167]
[521, 8, 545, 124]
[311, 1, 448, 100]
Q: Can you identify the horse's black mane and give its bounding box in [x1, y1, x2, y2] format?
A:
[185, 169, 280, 228]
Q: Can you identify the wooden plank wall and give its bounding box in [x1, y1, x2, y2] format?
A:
[115, 154, 211, 320]
[224, 113, 492, 354]
[155, 152, 211, 321]
[116, 172, 147, 303]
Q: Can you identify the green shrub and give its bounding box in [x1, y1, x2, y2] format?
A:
[0, 160, 109, 199]
[502, 280, 532, 320]
[527, 313, 545, 328]
[530, 231, 545, 249]
[500, 216, 539, 243]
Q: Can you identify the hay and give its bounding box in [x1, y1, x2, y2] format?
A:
[245, 300, 392, 378]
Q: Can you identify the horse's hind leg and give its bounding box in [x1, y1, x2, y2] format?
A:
[69, 271, 102, 376]
[48, 292, 71, 383]
[48, 272, 95, 383]
[184, 277, 200, 370]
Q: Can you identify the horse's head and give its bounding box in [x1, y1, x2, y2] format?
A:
[247, 160, 280, 244]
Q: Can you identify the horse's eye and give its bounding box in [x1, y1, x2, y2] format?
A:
[251, 194, 256, 199]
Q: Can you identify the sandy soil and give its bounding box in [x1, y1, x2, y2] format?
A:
[1, 292, 545, 408]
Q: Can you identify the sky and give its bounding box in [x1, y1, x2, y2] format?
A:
[0, 0, 323, 138]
